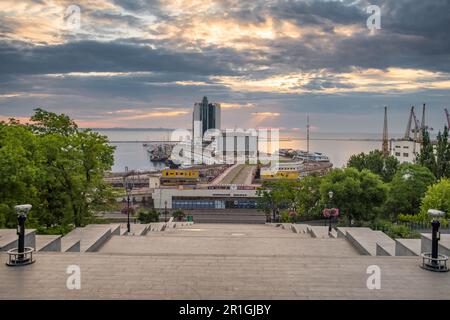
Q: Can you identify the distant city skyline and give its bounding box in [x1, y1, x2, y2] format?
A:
[1, 0, 450, 133]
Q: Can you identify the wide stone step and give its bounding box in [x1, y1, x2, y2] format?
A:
[120, 223, 150, 236]
[307, 226, 332, 239]
[61, 238, 81, 252]
[35, 235, 61, 252]
[341, 228, 395, 256]
[0, 229, 36, 252]
[336, 227, 371, 238]
[1, 252, 449, 299]
[147, 222, 167, 232]
[186, 211, 266, 224]
[421, 233, 450, 256]
[395, 238, 421, 256]
[61, 224, 120, 252]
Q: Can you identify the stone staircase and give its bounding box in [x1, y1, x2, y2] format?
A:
[272, 224, 439, 258]
[35, 235, 61, 252]
[421, 233, 450, 256]
[185, 210, 266, 224]
[1, 222, 444, 259]
[0, 229, 36, 252]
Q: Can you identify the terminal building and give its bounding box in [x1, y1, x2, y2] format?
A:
[152, 186, 258, 210]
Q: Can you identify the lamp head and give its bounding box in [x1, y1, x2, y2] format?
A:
[14, 204, 32, 216]
[427, 209, 445, 218]
[328, 191, 334, 199]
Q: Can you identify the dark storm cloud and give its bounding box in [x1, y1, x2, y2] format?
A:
[110, 0, 162, 13]
[381, 0, 450, 38]
[268, 0, 367, 25]
[0, 40, 237, 77]
[89, 10, 144, 29]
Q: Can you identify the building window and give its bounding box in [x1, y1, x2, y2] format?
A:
[395, 152, 401, 156]
[403, 153, 409, 157]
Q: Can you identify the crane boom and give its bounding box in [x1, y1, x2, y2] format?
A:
[446, 108, 450, 128]
[404, 106, 414, 139]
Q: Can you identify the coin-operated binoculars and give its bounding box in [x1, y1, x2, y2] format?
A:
[6, 204, 35, 267]
[420, 209, 448, 272]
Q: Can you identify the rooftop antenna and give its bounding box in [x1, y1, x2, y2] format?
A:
[382, 106, 389, 157]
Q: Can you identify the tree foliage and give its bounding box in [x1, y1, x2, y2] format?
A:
[417, 127, 450, 179]
[256, 180, 299, 220]
[294, 174, 321, 217]
[435, 127, 450, 179]
[138, 209, 160, 223]
[418, 129, 437, 175]
[319, 168, 387, 223]
[420, 178, 450, 218]
[0, 109, 115, 230]
[347, 149, 399, 182]
[384, 163, 435, 218]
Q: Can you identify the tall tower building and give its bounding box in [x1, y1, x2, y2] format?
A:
[192, 96, 221, 139]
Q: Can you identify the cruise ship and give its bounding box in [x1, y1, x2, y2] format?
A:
[279, 149, 330, 162]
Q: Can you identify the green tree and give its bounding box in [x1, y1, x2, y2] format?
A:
[172, 209, 185, 221]
[435, 126, 450, 179]
[31, 107, 78, 136]
[0, 124, 40, 227]
[384, 163, 436, 219]
[256, 180, 299, 221]
[0, 109, 115, 230]
[319, 168, 387, 223]
[294, 174, 321, 217]
[417, 129, 437, 176]
[347, 149, 399, 182]
[420, 178, 450, 218]
[138, 209, 160, 223]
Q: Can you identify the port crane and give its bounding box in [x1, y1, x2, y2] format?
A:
[404, 104, 433, 142]
[404, 106, 421, 140]
[445, 108, 450, 128]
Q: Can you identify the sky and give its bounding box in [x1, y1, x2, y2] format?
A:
[0, 0, 450, 134]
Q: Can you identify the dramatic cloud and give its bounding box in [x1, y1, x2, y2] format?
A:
[0, 0, 449, 131]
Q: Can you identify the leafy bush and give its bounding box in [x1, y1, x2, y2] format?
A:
[172, 209, 185, 221]
[37, 224, 74, 236]
[420, 178, 450, 217]
[280, 210, 298, 223]
[365, 219, 420, 239]
[398, 213, 428, 223]
[398, 213, 448, 228]
[385, 224, 420, 239]
[138, 209, 160, 223]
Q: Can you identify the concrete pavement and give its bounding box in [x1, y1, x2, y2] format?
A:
[1, 223, 449, 299]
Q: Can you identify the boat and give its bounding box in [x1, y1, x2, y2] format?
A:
[147, 144, 174, 162]
[292, 150, 330, 162]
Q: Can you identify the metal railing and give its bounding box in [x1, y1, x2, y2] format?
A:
[6, 247, 35, 267]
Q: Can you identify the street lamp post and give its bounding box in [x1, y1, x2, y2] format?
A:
[124, 167, 134, 234]
[164, 201, 168, 223]
[328, 191, 334, 235]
